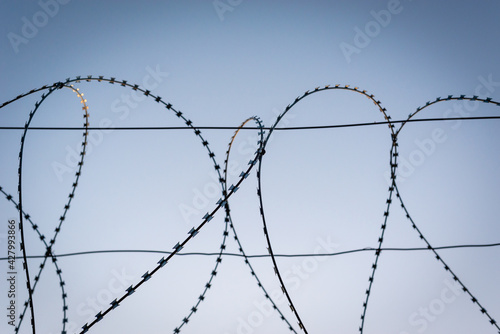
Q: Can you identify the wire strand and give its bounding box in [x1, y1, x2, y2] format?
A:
[1, 115, 500, 131]
[2, 242, 498, 261]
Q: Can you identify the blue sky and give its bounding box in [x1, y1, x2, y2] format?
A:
[1, 1, 500, 333]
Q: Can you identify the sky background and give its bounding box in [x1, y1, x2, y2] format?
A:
[1, 0, 500, 333]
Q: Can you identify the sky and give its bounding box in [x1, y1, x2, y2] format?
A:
[0, 0, 500, 333]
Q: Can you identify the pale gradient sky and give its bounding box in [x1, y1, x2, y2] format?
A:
[1, 1, 499, 333]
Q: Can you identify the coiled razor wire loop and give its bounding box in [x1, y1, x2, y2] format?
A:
[220, 117, 298, 333]
[15, 83, 89, 334]
[254, 85, 394, 333]
[172, 115, 295, 333]
[2, 86, 86, 332]
[358, 95, 500, 333]
[384, 95, 500, 332]
[1, 77, 499, 333]
[52, 77, 268, 333]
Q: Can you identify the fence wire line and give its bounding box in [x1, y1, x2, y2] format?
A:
[1, 115, 500, 132]
[1, 242, 498, 261]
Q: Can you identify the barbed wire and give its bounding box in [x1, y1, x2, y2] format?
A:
[14, 83, 89, 334]
[1, 77, 499, 333]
